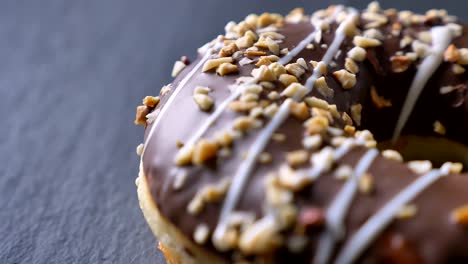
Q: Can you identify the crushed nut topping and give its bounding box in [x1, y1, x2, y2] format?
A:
[444, 44, 460, 63]
[452, 64, 466, 75]
[216, 62, 239, 76]
[302, 134, 322, 150]
[382, 149, 403, 162]
[305, 116, 329, 134]
[433, 120, 446, 135]
[347, 46, 367, 62]
[136, 143, 144, 156]
[285, 63, 307, 78]
[171, 61, 186, 77]
[289, 101, 310, 120]
[258, 152, 273, 164]
[202, 57, 233, 72]
[350, 103, 362, 126]
[358, 173, 374, 194]
[333, 69, 356, 89]
[272, 133, 286, 142]
[142, 96, 160, 108]
[391, 55, 412, 73]
[252, 65, 276, 81]
[286, 150, 309, 167]
[334, 165, 353, 180]
[134, 105, 150, 126]
[315, 76, 334, 98]
[193, 223, 210, 244]
[233, 116, 260, 131]
[371, 86, 392, 108]
[278, 73, 298, 87]
[281, 83, 307, 98]
[407, 160, 432, 174]
[353, 36, 382, 48]
[345, 58, 359, 74]
[193, 93, 214, 111]
[219, 43, 238, 57]
[192, 139, 219, 165]
[396, 204, 418, 220]
[451, 204, 468, 226]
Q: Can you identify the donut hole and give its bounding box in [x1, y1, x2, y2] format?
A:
[378, 136, 468, 172]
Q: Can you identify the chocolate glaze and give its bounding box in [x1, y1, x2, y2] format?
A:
[142, 7, 468, 263]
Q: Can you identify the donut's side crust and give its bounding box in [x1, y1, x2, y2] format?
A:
[137, 161, 226, 264]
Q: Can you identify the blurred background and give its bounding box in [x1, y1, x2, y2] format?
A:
[0, 1, 464, 263]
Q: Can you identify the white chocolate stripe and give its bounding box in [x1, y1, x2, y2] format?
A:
[214, 7, 358, 242]
[314, 148, 379, 264]
[335, 169, 449, 264]
[142, 42, 221, 155]
[391, 26, 453, 144]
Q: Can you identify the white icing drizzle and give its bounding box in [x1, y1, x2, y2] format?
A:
[334, 168, 449, 264]
[391, 26, 453, 144]
[214, 7, 359, 243]
[142, 41, 222, 155]
[278, 6, 344, 65]
[314, 148, 379, 264]
[212, 99, 293, 242]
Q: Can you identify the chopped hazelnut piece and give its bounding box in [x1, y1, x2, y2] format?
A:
[187, 194, 204, 215]
[256, 56, 273, 66]
[452, 64, 466, 75]
[194, 224, 210, 245]
[344, 125, 356, 135]
[342, 112, 353, 126]
[216, 62, 238, 76]
[240, 93, 258, 102]
[202, 57, 233, 72]
[382, 149, 403, 162]
[171, 61, 186, 77]
[345, 58, 359, 74]
[444, 44, 460, 63]
[142, 96, 160, 108]
[400, 35, 413, 48]
[285, 63, 306, 78]
[244, 50, 267, 57]
[286, 150, 309, 167]
[257, 12, 278, 28]
[302, 134, 322, 150]
[334, 165, 353, 180]
[174, 146, 195, 166]
[219, 43, 238, 57]
[233, 116, 259, 131]
[396, 204, 418, 220]
[305, 116, 329, 134]
[306, 43, 314, 50]
[458, 48, 468, 65]
[334, 69, 356, 89]
[391, 55, 412, 73]
[252, 65, 276, 81]
[289, 101, 309, 120]
[260, 32, 285, 40]
[407, 160, 432, 174]
[267, 91, 280, 101]
[263, 103, 279, 118]
[265, 37, 280, 55]
[194, 86, 211, 95]
[236, 35, 255, 49]
[304, 96, 329, 110]
[371, 86, 392, 108]
[347, 46, 367, 62]
[433, 120, 446, 135]
[350, 103, 362, 126]
[441, 162, 463, 174]
[285, 7, 305, 23]
[451, 204, 468, 226]
[358, 173, 374, 194]
[258, 152, 273, 164]
[228, 101, 257, 112]
[175, 140, 184, 148]
[279, 74, 298, 87]
[281, 83, 307, 98]
[214, 131, 233, 147]
[193, 93, 214, 111]
[192, 139, 219, 165]
[238, 216, 282, 255]
[272, 133, 286, 142]
[134, 105, 150, 126]
[136, 143, 144, 156]
[314, 76, 334, 98]
[268, 62, 287, 78]
[353, 36, 382, 48]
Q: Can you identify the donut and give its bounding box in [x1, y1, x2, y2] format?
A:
[134, 2, 468, 263]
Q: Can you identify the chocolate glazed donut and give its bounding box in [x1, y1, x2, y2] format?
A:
[134, 2, 468, 264]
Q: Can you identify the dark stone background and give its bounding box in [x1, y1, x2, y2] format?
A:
[0, 1, 464, 263]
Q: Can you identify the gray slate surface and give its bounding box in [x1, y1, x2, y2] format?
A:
[0, 1, 464, 263]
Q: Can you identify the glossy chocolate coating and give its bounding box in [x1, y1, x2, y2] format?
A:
[142, 8, 468, 264]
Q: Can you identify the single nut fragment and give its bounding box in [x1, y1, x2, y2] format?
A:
[171, 61, 186, 77]
[452, 64, 466, 75]
[236, 35, 255, 49]
[451, 204, 468, 226]
[444, 44, 460, 63]
[233, 116, 259, 131]
[407, 160, 432, 174]
[192, 139, 219, 165]
[441, 162, 464, 174]
[265, 37, 280, 55]
[370, 86, 392, 108]
[299, 206, 325, 228]
[136, 143, 144, 156]
[142, 96, 160, 108]
[289, 101, 309, 121]
[433, 120, 446, 135]
[304, 96, 329, 110]
[347, 46, 367, 62]
[219, 43, 238, 57]
[263, 103, 279, 118]
[244, 50, 267, 56]
[396, 204, 418, 220]
[286, 150, 309, 167]
[353, 36, 382, 48]
[333, 70, 356, 89]
[334, 165, 353, 180]
[278, 74, 298, 87]
[194, 86, 211, 95]
[344, 125, 356, 135]
[258, 152, 273, 164]
[256, 56, 273, 66]
[134, 105, 150, 126]
[314, 76, 334, 98]
[305, 116, 329, 134]
[302, 134, 322, 150]
[257, 12, 277, 28]
[193, 93, 214, 111]
[174, 146, 195, 166]
[203, 57, 233, 72]
[350, 103, 362, 126]
[252, 65, 276, 81]
[214, 131, 234, 147]
[281, 83, 307, 98]
[390, 55, 412, 73]
[193, 224, 210, 245]
[457, 48, 468, 65]
[345, 58, 359, 74]
[272, 133, 286, 142]
[228, 101, 257, 112]
[358, 173, 374, 194]
[216, 62, 239, 76]
[285, 63, 306, 78]
[268, 62, 287, 78]
[382, 149, 403, 162]
[285, 7, 305, 23]
[238, 216, 282, 255]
